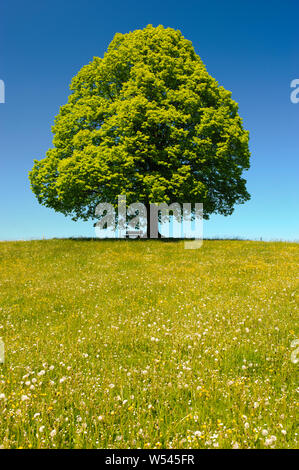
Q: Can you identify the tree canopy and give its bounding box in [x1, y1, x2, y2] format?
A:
[29, 24, 251, 222]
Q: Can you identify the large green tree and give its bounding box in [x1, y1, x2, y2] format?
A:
[29, 24, 250, 231]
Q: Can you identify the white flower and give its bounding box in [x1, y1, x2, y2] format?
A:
[109, 383, 115, 389]
[262, 429, 268, 436]
[281, 429, 287, 435]
[21, 394, 30, 401]
[59, 377, 67, 384]
[0, 393, 5, 400]
[37, 370, 45, 377]
[264, 435, 276, 446]
[39, 426, 45, 433]
[50, 429, 57, 438]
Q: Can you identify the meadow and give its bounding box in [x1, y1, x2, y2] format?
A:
[0, 239, 298, 449]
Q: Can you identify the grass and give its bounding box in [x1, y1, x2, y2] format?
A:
[0, 239, 298, 449]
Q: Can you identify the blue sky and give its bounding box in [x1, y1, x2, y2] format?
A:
[0, 0, 298, 241]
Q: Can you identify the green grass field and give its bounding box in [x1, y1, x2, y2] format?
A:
[0, 239, 298, 449]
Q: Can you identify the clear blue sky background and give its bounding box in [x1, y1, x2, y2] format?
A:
[0, 0, 298, 241]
